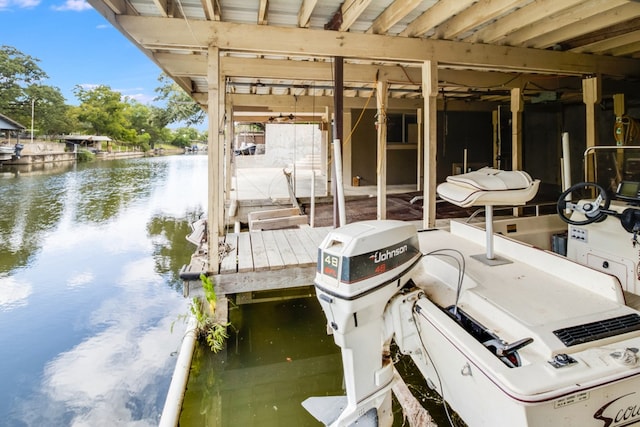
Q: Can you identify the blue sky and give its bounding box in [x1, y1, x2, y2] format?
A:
[1, 0, 164, 106]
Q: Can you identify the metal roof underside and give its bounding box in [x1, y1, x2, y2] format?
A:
[88, 0, 640, 113]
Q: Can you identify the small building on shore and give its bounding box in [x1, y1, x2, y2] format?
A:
[0, 113, 26, 142]
[60, 135, 112, 153]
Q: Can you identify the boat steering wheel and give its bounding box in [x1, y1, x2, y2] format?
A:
[557, 182, 611, 225]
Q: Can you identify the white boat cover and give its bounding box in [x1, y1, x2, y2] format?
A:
[437, 167, 540, 207]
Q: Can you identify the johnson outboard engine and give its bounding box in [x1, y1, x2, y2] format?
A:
[303, 220, 422, 427]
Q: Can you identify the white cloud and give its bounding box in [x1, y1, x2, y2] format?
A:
[0, 0, 40, 9]
[67, 271, 94, 288]
[123, 93, 156, 104]
[52, 0, 91, 11]
[0, 275, 33, 309]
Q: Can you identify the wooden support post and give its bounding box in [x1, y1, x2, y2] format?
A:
[492, 110, 498, 169]
[511, 88, 523, 171]
[376, 80, 388, 220]
[225, 95, 233, 210]
[582, 76, 600, 181]
[511, 88, 524, 217]
[422, 60, 437, 229]
[218, 73, 226, 234]
[417, 108, 423, 191]
[208, 46, 221, 271]
[343, 109, 353, 187]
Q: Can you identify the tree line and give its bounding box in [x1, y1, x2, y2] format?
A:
[0, 45, 206, 150]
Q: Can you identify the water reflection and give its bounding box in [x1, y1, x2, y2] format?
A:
[0, 155, 208, 426]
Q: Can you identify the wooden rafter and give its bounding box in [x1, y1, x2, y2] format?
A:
[151, 0, 168, 18]
[500, 0, 632, 48]
[572, 28, 640, 55]
[566, 17, 640, 51]
[200, 0, 221, 21]
[399, 0, 475, 38]
[102, 0, 127, 14]
[298, 0, 317, 28]
[258, 0, 268, 25]
[434, 0, 530, 40]
[339, 0, 372, 31]
[465, 0, 585, 44]
[366, 0, 422, 35]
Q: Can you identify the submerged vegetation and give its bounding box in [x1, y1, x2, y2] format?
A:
[177, 273, 229, 353]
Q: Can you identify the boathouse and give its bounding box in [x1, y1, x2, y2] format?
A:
[0, 113, 25, 142]
[89, 0, 640, 279]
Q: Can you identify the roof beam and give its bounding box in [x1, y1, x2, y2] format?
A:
[572, 29, 640, 55]
[466, 0, 585, 44]
[116, 16, 640, 77]
[151, 0, 168, 18]
[156, 53, 582, 93]
[200, 0, 221, 21]
[367, 0, 422, 35]
[101, 0, 127, 14]
[435, 0, 530, 40]
[258, 0, 268, 25]
[298, 0, 317, 27]
[340, 0, 372, 31]
[399, 0, 476, 38]
[503, 1, 635, 48]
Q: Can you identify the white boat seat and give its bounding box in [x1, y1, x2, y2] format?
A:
[437, 167, 540, 208]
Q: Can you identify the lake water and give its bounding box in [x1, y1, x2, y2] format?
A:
[0, 155, 206, 426]
[0, 154, 451, 427]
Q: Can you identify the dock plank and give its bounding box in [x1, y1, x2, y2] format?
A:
[273, 230, 299, 267]
[250, 232, 270, 271]
[219, 233, 238, 274]
[295, 227, 320, 262]
[237, 232, 254, 273]
[261, 230, 286, 270]
[283, 229, 314, 266]
[299, 225, 325, 249]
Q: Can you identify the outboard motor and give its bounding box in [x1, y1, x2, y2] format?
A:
[303, 220, 422, 427]
[14, 143, 24, 159]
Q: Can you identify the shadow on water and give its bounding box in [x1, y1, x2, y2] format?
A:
[180, 296, 460, 427]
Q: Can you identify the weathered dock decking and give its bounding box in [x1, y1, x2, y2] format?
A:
[182, 225, 332, 300]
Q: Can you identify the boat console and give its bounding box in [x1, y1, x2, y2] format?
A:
[558, 181, 640, 295]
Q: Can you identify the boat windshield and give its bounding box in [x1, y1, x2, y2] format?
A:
[586, 146, 640, 204]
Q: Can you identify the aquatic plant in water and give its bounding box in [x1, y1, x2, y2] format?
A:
[175, 273, 229, 353]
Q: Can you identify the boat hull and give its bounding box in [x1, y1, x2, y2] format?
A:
[408, 294, 640, 427]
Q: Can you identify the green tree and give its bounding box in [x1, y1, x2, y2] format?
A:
[0, 45, 47, 115]
[154, 74, 205, 127]
[73, 84, 136, 142]
[171, 127, 204, 147]
[24, 85, 75, 137]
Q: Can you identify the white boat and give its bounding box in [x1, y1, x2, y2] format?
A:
[0, 144, 15, 155]
[304, 166, 640, 427]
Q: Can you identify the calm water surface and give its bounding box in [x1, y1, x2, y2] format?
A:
[0, 155, 451, 427]
[0, 155, 206, 426]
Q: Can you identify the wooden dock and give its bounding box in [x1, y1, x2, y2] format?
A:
[182, 225, 332, 301]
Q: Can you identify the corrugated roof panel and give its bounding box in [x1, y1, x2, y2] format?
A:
[130, 0, 164, 17]
[219, 0, 260, 24]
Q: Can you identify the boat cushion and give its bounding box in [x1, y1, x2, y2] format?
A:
[437, 167, 540, 207]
